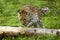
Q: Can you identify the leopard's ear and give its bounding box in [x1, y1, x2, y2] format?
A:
[41, 7, 49, 14]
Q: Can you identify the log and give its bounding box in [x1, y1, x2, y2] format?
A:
[0, 26, 60, 36]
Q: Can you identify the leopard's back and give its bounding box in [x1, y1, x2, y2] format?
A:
[18, 5, 42, 26]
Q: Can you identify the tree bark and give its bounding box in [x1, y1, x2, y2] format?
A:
[0, 26, 60, 36]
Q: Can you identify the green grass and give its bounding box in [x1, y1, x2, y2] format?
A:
[0, 35, 60, 40]
[43, 16, 60, 29]
[0, 0, 60, 40]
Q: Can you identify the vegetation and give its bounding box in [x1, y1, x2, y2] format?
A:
[0, 0, 60, 40]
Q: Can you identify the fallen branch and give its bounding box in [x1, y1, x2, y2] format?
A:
[0, 26, 60, 36]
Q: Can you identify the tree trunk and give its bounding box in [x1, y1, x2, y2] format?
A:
[0, 26, 60, 36]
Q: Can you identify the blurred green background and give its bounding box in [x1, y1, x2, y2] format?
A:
[0, 0, 60, 40]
